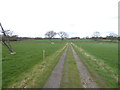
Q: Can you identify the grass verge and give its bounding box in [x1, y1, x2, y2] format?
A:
[72, 43, 118, 88]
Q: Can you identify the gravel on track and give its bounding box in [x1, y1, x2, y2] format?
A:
[71, 44, 99, 88]
[44, 43, 99, 88]
[43, 47, 68, 88]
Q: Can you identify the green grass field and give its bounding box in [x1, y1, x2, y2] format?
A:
[2, 41, 66, 87]
[72, 41, 118, 88]
[2, 39, 119, 88]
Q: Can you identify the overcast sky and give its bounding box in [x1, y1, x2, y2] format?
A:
[0, 0, 119, 38]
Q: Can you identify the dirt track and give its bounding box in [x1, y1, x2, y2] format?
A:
[43, 47, 68, 88]
[71, 44, 99, 88]
[43, 43, 99, 88]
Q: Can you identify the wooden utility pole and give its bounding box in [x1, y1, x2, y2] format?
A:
[0, 22, 16, 54]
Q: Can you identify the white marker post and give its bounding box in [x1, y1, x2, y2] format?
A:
[43, 50, 45, 60]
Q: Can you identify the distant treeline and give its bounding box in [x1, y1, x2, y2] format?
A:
[0, 35, 119, 41]
[1, 29, 119, 41]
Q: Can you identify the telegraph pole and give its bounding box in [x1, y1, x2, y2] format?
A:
[0, 23, 16, 54]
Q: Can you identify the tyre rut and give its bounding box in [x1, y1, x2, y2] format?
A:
[43, 46, 68, 88]
[71, 44, 99, 88]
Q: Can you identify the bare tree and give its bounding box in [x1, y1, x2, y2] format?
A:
[93, 31, 100, 39]
[106, 33, 118, 40]
[2, 30, 14, 41]
[58, 31, 68, 40]
[109, 33, 118, 37]
[4, 30, 13, 36]
[45, 30, 56, 39]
